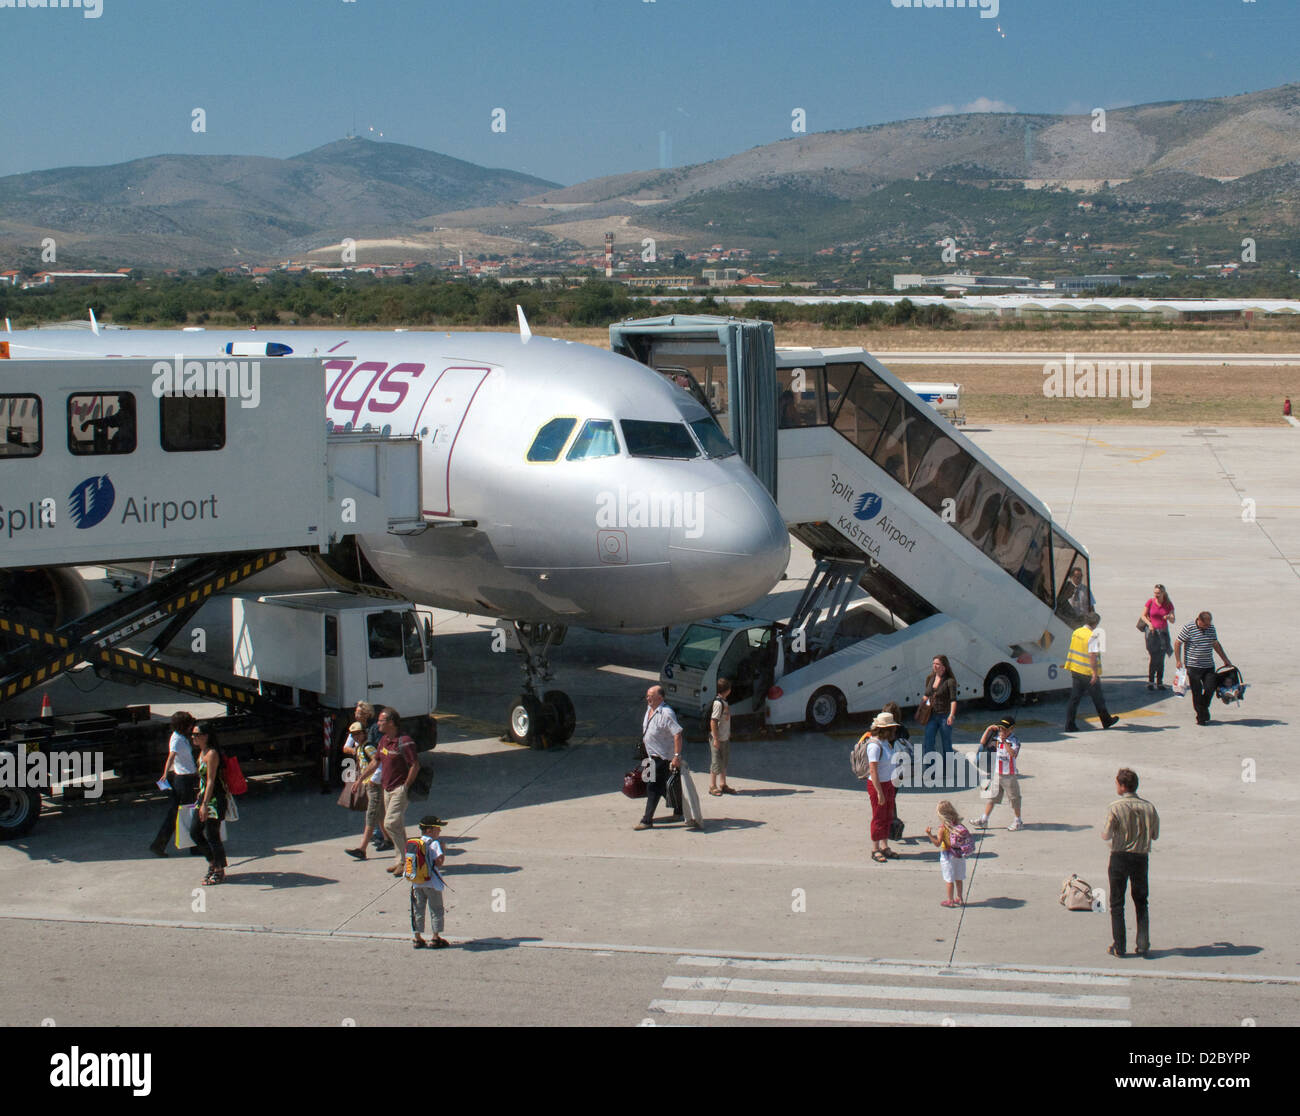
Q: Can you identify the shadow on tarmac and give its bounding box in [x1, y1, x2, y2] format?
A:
[456, 936, 544, 952]
[1145, 942, 1263, 960]
[963, 895, 1026, 909]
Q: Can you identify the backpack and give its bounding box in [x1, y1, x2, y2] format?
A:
[850, 734, 873, 780]
[1060, 874, 1094, 911]
[403, 837, 430, 884]
[947, 823, 975, 859]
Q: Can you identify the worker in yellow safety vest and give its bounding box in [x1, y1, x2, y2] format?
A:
[1064, 612, 1119, 733]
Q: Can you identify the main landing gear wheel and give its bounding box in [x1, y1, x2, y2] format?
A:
[983, 664, 1020, 710]
[542, 690, 576, 745]
[805, 686, 845, 732]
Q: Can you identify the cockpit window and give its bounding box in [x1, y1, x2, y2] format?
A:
[620, 420, 700, 459]
[526, 417, 576, 462]
[689, 417, 736, 459]
[567, 419, 619, 461]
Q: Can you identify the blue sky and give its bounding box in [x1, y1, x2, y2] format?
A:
[0, 0, 1293, 184]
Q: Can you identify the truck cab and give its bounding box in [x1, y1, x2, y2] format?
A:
[660, 614, 780, 720]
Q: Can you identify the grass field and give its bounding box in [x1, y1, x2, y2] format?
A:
[535, 324, 1300, 426]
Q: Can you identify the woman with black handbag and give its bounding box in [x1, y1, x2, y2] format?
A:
[920, 655, 959, 759]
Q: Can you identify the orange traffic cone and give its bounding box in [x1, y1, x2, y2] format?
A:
[39, 692, 53, 718]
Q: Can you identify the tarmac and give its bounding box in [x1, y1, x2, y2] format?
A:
[1, 421, 1297, 1026]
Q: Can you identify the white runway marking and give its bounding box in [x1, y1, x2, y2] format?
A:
[662, 975, 1131, 1010]
[675, 955, 1130, 987]
[648, 999, 1130, 1026]
[597, 665, 661, 681]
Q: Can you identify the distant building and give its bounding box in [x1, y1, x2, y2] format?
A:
[29, 269, 131, 286]
[1055, 274, 1141, 292]
[895, 272, 1033, 291]
[620, 275, 701, 290]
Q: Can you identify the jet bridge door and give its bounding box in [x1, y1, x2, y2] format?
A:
[609, 316, 777, 497]
[415, 366, 491, 517]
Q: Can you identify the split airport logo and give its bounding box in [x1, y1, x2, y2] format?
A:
[70, 475, 115, 530]
[853, 493, 883, 521]
[0, 0, 103, 18]
[152, 355, 261, 408]
[890, 0, 999, 19]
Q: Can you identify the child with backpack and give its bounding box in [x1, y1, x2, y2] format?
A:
[406, 814, 449, 949]
[925, 800, 973, 907]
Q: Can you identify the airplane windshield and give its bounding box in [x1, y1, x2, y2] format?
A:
[527, 417, 577, 462]
[620, 420, 700, 459]
[567, 419, 619, 460]
[689, 417, 736, 459]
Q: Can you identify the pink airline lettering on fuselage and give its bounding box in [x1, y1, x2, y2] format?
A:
[324, 359, 428, 426]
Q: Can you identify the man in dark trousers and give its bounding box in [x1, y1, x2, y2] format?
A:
[1064, 612, 1118, 732]
[1101, 768, 1160, 958]
[1174, 611, 1232, 727]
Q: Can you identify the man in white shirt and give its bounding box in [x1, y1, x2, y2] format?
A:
[636, 685, 685, 831]
[150, 711, 198, 856]
[708, 677, 734, 796]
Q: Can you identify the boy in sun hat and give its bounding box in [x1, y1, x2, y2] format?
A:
[971, 716, 1023, 831]
[407, 815, 449, 949]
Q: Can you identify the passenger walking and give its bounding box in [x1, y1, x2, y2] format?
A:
[635, 685, 691, 830]
[1174, 612, 1232, 727]
[150, 711, 198, 856]
[920, 655, 958, 757]
[925, 801, 971, 907]
[343, 721, 387, 860]
[408, 815, 450, 949]
[1101, 768, 1159, 958]
[860, 711, 899, 863]
[1140, 584, 1176, 690]
[191, 725, 229, 885]
[971, 716, 1022, 831]
[1064, 612, 1118, 732]
[708, 678, 734, 796]
[378, 709, 420, 874]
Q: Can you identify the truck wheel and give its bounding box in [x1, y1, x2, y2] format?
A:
[506, 695, 543, 748]
[805, 686, 844, 731]
[983, 665, 1020, 710]
[542, 690, 576, 744]
[0, 787, 40, 840]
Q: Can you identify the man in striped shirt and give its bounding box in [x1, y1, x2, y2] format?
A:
[1174, 611, 1232, 726]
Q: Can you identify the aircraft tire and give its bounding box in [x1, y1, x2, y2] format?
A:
[507, 695, 543, 748]
[542, 690, 576, 744]
[983, 664, 1020, 710]
[0, 786, 41, 840]
[805, 686, 844, 732]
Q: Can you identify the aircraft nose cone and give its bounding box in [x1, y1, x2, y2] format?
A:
[668, 479, 789, 615]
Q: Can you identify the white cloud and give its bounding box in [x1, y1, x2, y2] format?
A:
[926, 97, 1017, 117]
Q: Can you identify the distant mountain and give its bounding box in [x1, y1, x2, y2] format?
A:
[0, 139, 558, 268]
[3, 84, 1300, 271]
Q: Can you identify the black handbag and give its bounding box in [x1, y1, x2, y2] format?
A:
[889, 815, 905, 841]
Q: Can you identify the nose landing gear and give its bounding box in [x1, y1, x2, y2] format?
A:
[501, 622, 576, 748]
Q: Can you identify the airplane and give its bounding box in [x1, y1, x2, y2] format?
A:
[1, 317, 790, 744]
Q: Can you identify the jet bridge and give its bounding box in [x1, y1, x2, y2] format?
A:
[619, 317, 1092, 728]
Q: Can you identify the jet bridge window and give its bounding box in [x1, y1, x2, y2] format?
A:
[826, 363, 894, 459]
[0, 394, 41, 458]
[873, 397, 941, 488]
[620, 420, 699, 459]
[160, 395, 226, 452]
[527, 417, 577, 462]
[68, 392, 136, 456]
[776, 366, 827, 428]
[566, 419, 619, 461]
